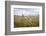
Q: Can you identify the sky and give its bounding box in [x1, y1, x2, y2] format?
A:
[14, 8, 39, 16]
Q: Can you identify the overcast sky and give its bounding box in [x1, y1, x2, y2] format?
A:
[14, 8, 39, 16]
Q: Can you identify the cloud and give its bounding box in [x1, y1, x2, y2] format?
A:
[14, 8, 39, 16]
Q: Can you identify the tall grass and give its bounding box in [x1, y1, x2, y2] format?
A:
[14, 16, 39, 28]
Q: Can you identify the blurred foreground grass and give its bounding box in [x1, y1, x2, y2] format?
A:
[14, 16, 39, 28]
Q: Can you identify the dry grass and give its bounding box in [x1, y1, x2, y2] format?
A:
[14, 16, 39, 28]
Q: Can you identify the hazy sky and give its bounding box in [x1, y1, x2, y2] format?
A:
[14, 8, 39, 16]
